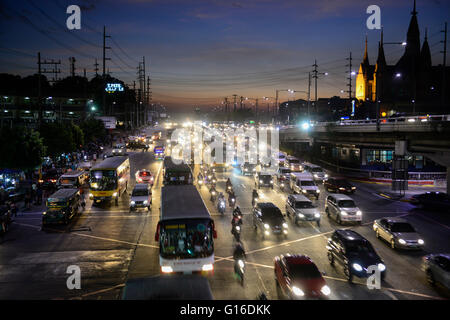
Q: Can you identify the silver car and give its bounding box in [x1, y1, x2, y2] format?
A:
[421, 253, 450, 290]
[285, 194, 321, 227]
[373, 217, 425, 250]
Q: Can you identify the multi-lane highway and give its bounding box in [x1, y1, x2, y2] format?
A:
[1, 126, 449, 300]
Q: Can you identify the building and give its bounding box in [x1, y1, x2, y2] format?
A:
[355, 0, 450, 116]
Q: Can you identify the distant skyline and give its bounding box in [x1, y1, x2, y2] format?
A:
[0, 0, 448, 110]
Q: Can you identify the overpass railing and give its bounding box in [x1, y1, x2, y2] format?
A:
[317, 159, 446, 182]
[280, 114, 450, 130]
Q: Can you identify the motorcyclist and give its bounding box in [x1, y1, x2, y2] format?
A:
[233, 242, 246, 260]
[228, 191, 236, 207]
[197, 172, 203, 185]
[252, 189, 259, 207]
[231, 206, 242, 226]
[226, 178, 233, 192]
[209, 185, 217, 201]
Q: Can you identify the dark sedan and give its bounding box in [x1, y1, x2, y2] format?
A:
[409, 192, 450, 211]
[324, 178, 356, 194]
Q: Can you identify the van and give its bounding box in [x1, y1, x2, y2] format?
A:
[290, 172, 320, 200]
[284, 156, 303, 172]
[58, 170, 89, 189]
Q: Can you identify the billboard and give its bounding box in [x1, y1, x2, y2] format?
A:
[105, 83, 124, 93]
[96, 116, 117, 129]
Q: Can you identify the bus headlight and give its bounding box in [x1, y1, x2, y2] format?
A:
[130, 201, 135, 205]
[113, 192, 118, 197]
[282, 223, 288, 229]
[264, 224, 270, 229]
[378, 263, 386, 272]
[202, 264, 214, 271]
[321, 285, 331, 296]
[161, 266, 173, 273]
[316, 189, 320, 193]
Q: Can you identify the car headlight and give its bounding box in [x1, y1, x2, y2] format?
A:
[314, 174, 319, 178]
[143, 200, 148, 205]
[314, 213, 320, 218]
[282, 223, 288, 229]
[339, 187, 345, 191]
[113, 192, 118, 197]
[292, 286, 304, 296]
[130, 201, 135, 205]
[351, 187, 356, 190]
[264, 224, 270, 229]
[398, 239, 406, 245]
[298, 213, 305, 218]
[321, 285, 331, 296]
[270, 180, 274, 184]
[244, 168, 248, 171]
[378, 263, 386, 272]
[418, 239, 424, 245]
[302, 190, 307, 193]
[324, 174, 328, 178]
[253, 168, 256, 171]
[356, 210, 362, 215]
[260, 180, 263, 183]
[352, 263, 363, 272]
[340, 210, 347, 215]
[316, 189, 320, 193]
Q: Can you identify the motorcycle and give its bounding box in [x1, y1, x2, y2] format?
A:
[229, 195, 236, 209]
[210, 190, 217, 202]
[226, 185, 233, 194]
[231, 224, 241, 242]
[218, 199, 226, 214]
[234, 258, 246, 286]
[252, 196, 259, 208]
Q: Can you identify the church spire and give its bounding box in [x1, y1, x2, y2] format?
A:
[412, 0, 417, 16]
[362, 34, 370, 69]
[420, 27, 431, 69]
[377, 28, 386, 68]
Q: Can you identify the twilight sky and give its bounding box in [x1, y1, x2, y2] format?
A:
[0, 0, 448, 110]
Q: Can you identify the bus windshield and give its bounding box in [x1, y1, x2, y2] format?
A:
[90, 170, 117, 191]
[160, 219, 214, 259]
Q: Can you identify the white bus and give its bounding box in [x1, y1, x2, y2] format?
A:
[155, 185, 217, 274]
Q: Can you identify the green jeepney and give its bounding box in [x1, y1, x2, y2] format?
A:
[42, 188, 81, 225]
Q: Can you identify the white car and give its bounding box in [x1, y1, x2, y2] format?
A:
[130, 184, 152, 211]
[325, 194, 362, 224]
[135, 169, 154, 185]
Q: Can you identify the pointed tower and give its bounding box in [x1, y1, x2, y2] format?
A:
[420, 28, 432, 70]
[374, 28, 387, 102]
[397, 0, 421, 69]
[356, 35, 371, 101]
[362, 34, 370, 72]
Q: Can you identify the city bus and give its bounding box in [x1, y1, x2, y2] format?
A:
[89, 156, 130, 206]
[154, 145, 165, 160]
[155, 185, 217, 274]
[163, 156, 193, 185]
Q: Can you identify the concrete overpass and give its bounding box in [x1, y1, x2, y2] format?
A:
[279, 114, 450, 193]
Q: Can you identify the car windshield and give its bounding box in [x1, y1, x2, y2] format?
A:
[346, 240, 375, 253]
[338, 200, 356, 207]
[132, 189, 148, 197]
[259, 175, 271, 182]
[47, 200, 67, 207]
[311, 168, 323, 173]
[336, 180, 351, 187]
[289, 159, 300, 164]
[300, 181, 315, 186]
[262, 208, 283, 223]
[391, 222, 415, 233]
[289, 263, 322, 279]
[160, 219, 214, 259]
[90, 170, 117, 191]
[280, 168, 291, 174]
[295, 201, 316, 209]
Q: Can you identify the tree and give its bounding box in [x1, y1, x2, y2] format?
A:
[39, 123, 75, 158]
[0, 127, 45, 170]
[70, 123, 84, 150]
[79, 118, 107, 144]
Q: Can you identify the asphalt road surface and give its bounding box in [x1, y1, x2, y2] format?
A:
[0, 126, 449, 300]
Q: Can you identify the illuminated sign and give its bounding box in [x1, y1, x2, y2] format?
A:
[105, 83, 124, 93]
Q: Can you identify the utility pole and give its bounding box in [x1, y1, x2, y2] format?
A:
[102, 26, 111, 76]
[147, 75, 151, 124]
[307, 72, 311, 117]
[137, 61, 145, 127]
[133, 80, 136, 128]
[346, 52, 353, 100]
[441, 22, 448, 109]
[224, 97, 229, 113]
[143, 56, 146, 126]
[233, 94, 237, 112]
[94, 58, 99, 76]
[37, 53, 62, 123]
[312, 60, 318, 103]
[69, 57, 76, 77]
